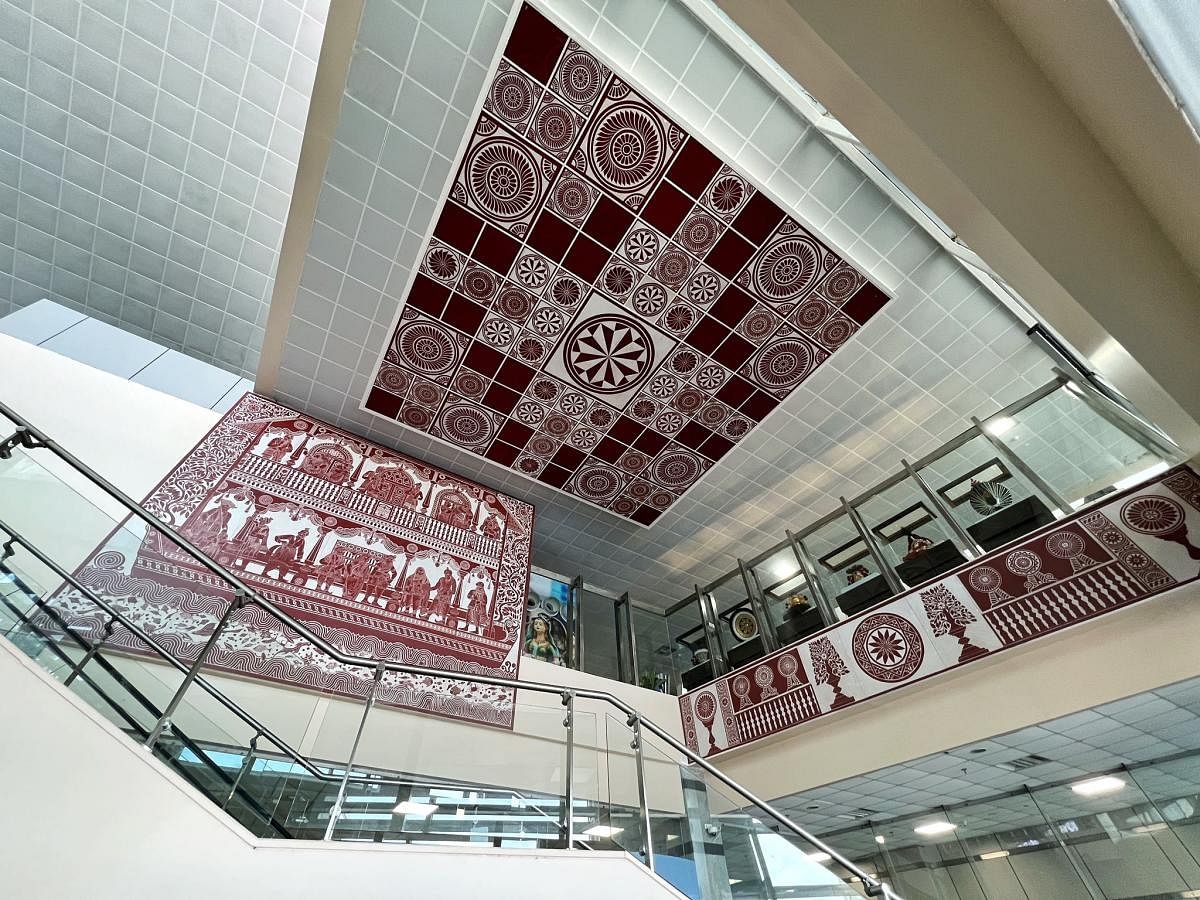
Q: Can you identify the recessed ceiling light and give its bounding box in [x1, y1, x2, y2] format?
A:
[914, 821, 957, 836]
[394, 800, 438, 817]
[1132, 822, 1169, 834]
[984, 416, 1015, 437]
[1071, 775, 1125, 797]
[874, 835, 886, 844]
[978, 850, 1011, 860]
[582, 824, 623, 838]
[771, 559, 798, 580]
[806, 851, 832, 863]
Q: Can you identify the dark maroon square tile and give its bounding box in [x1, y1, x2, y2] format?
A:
[464, 341, 504, 377]
[552, 444, 586, 470]
[407, 273, 451, 316]
[732, 192, 786, 244]
[496, 357, 537, 392]
[699, 432, 734, 460]
[433, 201, 484, 253]
[473, 225, 521, 274]
[538, 463, 572, 489]
[632, 429, 668, 455]
[705, 230, 756, 278]
[582, 195, 634, 249]
[683, 316, 728, 355]
[631, 505, 661, 525]
[667, 139, 721, 198]
[711, 332, 754, 369]
[482, 383, 520, 415]
[367, 386, 403, 418]
[562, 234, 608, 282]
[710, 284, 755, 326]
[444, 293, 487, 335]
[504, 4, 567, 83]
[642, 182, 691, 236]
[594, 436, 625, 463]
[485, 440, 520, 466]
[842, 282, 889, 324]
[716, 374, 755, 408]
[608, 416, 643, 443]
[498, 419, 534, 446]
[740, 389, 778, 421]
[528, 210, 576, 261]
[676, 420, 709, 451]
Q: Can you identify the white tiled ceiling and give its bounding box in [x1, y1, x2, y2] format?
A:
[771, 676, 1200, 838]
[269, 0, 1057, 608]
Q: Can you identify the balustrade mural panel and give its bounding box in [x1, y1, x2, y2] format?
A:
[47, 393, 533, 729]
[680, 466, 1200, 756]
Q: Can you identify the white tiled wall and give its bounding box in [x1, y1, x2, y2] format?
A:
[0, 0, 328, 376]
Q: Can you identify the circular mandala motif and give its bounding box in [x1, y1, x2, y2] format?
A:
[778, 654, 798, 678]
[1125, 551, 1150, 569]
[753, 338, 814, 389]
[564, 314, 654, 394]
[619, 450, 649, 473]
[411, 381, 443, 408]
[603, 263, 635, 296]
[630, 398, 657, 421]
[559, 50, 604, 105]
[655, 410, 684, 433]
[530, 307, 563, 336]
[460, 266, 496, 302]
[651, 449, 702, 489]
[490, 70, 534, 123]
[570, 427, 598, 448]
[967, 565, 1005, 593]
[514, 402, 545, 425]
[401, 405, 433, 429]
[654, 248, 692, 287]
[688, 271, 720, 305]
[709, 175, 745, 213]
[573, 464, 624, 503]
[678, 212, 719, 254]
[543, 414, 572, 437]
[552, 177, 591, 220]
[852, 613, 924, 683]
[698, 403, 728, 427]
[1121, 496, 1185, 535]
[669, 349, 699, 375]
[588, 407, 614, 428]
[754, 237, 822, 301]
[1005, 549, 1042, 576]
[534, 102, 576, 154]
[515, 254, 549, 289]
[625, 229, 659, 264]
[590, 103, 665, 192]
[1044, 531, 1087, 559]
[516, 455, 543, 475]
[482, 318, 514, 347]
[633, 283, 668, 317]
[819, 316, 853, 347]
[516, 336, 546, 363]
[661, 304, 696, 335]
[377, 365, 410, 394]
[559, 392, 588, 417]
[627, 479, 652, 500]
[823, 265, 862, 302]
[723, 417, 750, 439]
[694, 691, 716, 722]
[611, 496, 638, 516]
[532, 379, 560, 402]
[496, 287, 533, 321]
[648, 490, 673, 510]
[453, 371, 486, 398]
[425, 246, 459, 281]
[673, 388, 705, 414]
[694, 364, 726, 391]
[394, 321, 458, 376]
[466, 139, 539, 222]
[740, 309, 777, 342]
[649, 374, 678, 398]
[794, 298, 831, 329]
[528, 434, 558, 457]
[549, 276, 582, 307]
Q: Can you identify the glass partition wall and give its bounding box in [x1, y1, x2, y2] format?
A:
[531, 371, 1185, 696]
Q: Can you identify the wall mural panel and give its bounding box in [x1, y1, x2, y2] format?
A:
[680, 465, 1200, 756]
[362, 2, 890, 525]
[45, 393, 534, 729]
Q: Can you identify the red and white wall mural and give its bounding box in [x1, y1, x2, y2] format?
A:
[362, 2, 890, 525]
[48, 394, 534, 729]
[680, 466, 1200, 756]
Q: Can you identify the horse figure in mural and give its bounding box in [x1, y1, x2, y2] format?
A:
[263, 529, 310, 582]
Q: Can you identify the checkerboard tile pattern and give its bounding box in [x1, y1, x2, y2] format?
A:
[363, 4, 889, 525]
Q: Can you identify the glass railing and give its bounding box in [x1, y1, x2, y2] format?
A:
[0, 400, 897, 899]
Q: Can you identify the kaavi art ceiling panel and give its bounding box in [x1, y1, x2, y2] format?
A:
[363, 2, 890, 525]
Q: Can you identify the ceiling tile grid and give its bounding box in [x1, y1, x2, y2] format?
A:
[273, 0, 1056, 606]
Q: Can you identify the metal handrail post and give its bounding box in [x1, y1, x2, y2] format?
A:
[970, 416, 1071, 515]
[739, 558, 779, 652]
[223, 732, 261, 810]
[323, 661, 385, 841]
[786, 529, 838, 626]
[628, 713, 655, 872]
[622, 592, 639, 685]
[63, 615, 116, 686]
[613, 594, 627, 684]
[840, 497, 905, 596]
[902, 459, 985, 558]
[561, 689, 575, 849]
[144, 590, 250, 750]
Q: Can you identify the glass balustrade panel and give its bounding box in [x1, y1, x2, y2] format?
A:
[804, 512, 895, 621]
[855, 476, 969, 592]
[749, 545, 826, 651]
[630, 603, 677, 694]
[668, 596, 711, 693]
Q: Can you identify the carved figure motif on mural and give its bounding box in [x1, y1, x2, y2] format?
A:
[43, 394, 534, 730]
[920, 584, 988, 663]
[362, 2, 891, 525]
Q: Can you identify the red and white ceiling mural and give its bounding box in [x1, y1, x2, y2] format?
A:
[363, 2, 890, 526]
[46, 393, 533, 730]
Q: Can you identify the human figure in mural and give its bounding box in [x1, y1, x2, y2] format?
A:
[481, 513, 503, 540]
[363, 556, 394, 607]
[343, 553, 372, 603]
[261, 431, 294, 463]
[403, 567, 432, 616]
[315, 545, 346, 593]
[431, 567, 458, 624]
[244, 516, 272, 556]
[263, 528, 310, 581]
[191, 497, 234, 555]
[433, 490, 473, 529]
[465, 581, 488, 633]
[360, 466, 423, 508]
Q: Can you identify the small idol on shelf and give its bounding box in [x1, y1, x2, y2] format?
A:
[846, 564, 871, 584]
[784, 593, 811, 620]
[903, 531, 934, 561]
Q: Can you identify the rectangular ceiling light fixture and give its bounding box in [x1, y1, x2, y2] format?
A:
[978, 850, 1011, 860]
[1071, 775, 1126, 797]
[913, 821, 957, 837]
[363, 2, 890, 525]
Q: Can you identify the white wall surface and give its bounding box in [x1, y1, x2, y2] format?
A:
[0, 639, 683, 900]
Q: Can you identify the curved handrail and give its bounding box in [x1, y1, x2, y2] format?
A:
[0, 398, 898, 898]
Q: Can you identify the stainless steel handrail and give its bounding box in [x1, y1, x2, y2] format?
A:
[0, 398, 897, 897]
